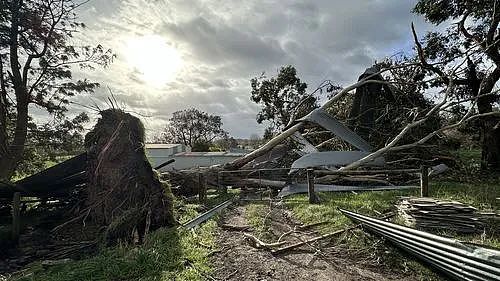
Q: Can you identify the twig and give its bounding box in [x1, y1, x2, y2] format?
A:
[272, 212, 395, 254]
[271, 224, 360, 254]
[220, 224, 251, 231]
[243, 233, 288, 249]
[297, 220, 329, 230]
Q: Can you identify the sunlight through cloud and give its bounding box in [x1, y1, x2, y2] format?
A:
[124, 34, 183, 87]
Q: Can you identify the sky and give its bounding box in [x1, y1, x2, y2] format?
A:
[69, 0, 434, 139]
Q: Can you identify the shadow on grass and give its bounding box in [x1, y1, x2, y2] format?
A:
[12, 220, 218, 281]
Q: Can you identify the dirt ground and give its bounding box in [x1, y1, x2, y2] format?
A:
[210, 202, 420, 281]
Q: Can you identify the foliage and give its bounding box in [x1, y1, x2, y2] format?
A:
[162, 108, 228, 151]
[412, 0, 500, 169]
[14, 112, 89, 178]
[0, 0, 114, 179]
[211, 133, 238, 151]
[250, 65, 315, 133]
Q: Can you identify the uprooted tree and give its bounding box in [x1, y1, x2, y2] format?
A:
[85, 109, 175, 243]
[224, 30, 500, 173]
[0, 0, 113, 180]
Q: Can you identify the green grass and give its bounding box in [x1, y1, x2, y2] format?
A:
[8, 195, 229, 281]
[11, 223, 217, 281]
[245, 203, 275, 241]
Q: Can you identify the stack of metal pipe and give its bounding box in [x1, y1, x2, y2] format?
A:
[340, 209, 500, 281]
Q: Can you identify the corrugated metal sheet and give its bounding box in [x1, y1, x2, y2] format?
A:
[298, 108, 373, 151]
[290, 151, 385, 172]
[278, 183, 417, 197]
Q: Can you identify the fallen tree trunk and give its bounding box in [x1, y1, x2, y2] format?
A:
[224, 75, 395, 170]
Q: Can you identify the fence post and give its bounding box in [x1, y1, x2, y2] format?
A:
[307, 168, 319, 204]
[12, 192, 21, 242]
[420, 165, 429, 197]
[217, 171, 227, 194]
[198, 172, 207, 202]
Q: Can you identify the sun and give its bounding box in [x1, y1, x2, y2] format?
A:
[124, 35, 182, 87]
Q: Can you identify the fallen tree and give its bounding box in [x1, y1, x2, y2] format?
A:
[223, 26, 500, 174]
[85, 109, 176, 244]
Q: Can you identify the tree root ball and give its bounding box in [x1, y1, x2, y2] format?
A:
[84, 109, 175, 243]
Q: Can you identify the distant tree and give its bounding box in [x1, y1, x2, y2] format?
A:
[16, 112, 89, 177]
[163, 108, 227, 151]
[248, 133, 261, 147]
[413, 0, 500, 169]
[250, 65, 316, 134]
[0, 0, 114, 179]
[214, 133, 238, 151]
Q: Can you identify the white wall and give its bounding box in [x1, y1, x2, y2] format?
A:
[167, 155, 242, 171]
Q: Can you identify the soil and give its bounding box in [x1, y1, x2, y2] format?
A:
[211, 202, 419, 281]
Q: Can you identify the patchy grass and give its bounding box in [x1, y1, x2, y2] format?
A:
[7, 194, 231, 281]
[285, 180, 499, 280]
[245, 203, 275, 241]
[12, 223, 216, 281]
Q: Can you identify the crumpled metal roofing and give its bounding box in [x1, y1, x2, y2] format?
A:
[340, 208, 500, 281]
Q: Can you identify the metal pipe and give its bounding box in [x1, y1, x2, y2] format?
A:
[181, 197, 236, 229]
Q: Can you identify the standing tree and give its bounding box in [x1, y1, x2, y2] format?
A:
[162, 108, 228, 151]
[413, 0, 500, 170]
[250, 65, 316, 134]
[0, 0, 113, 179]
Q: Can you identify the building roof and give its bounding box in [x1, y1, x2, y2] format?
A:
[174, 151, 246, 157]
[145, 143, 182, 149]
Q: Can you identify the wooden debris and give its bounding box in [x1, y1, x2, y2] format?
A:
[397, 197, 486, 233]
[272, 212, 394, 254]
[271, 224, 359, 254]
[243, 233, 288, 249]
[221, 224, 251, 231]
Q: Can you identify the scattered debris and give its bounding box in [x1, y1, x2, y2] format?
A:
[278, 183, 418, 197]
[397, 197, 487, 233]
[243, 233, 288, 249]
[340, 208, 500, 281]
[272, 212, 395, 254]
[220, 224, 251, 231]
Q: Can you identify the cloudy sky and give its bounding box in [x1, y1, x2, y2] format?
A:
[70, 0, 433, 139]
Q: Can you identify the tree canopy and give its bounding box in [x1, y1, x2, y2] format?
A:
[0, 0, 113, 179]
[250, 65, 316, 134]
[412, 0, 500, 169]
[162, 108, 228, 151]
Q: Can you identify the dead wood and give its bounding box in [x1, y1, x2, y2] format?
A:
[271, 225, 360, 254]
[243, 232, 288, 249]
[272, 212, 395, 254]
[221, 224, 251, 231]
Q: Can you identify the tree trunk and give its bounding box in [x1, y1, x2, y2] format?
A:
[469, 61, 500, 170]
[481, 118, 500, 170]
[0, 0, 29, 180]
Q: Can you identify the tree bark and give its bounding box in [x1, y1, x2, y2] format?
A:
[472, 62, 500, 170]
[0, 0, 28, 180]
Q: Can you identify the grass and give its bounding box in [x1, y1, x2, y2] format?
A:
[245, 203, 275, 241]
[7, 193, 231, 281]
